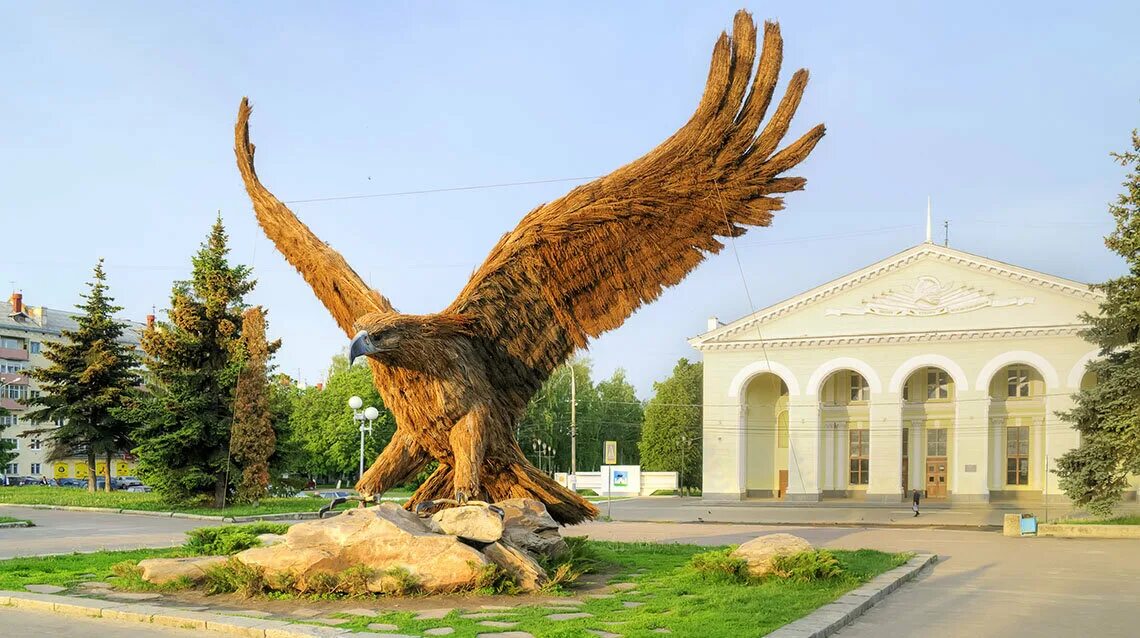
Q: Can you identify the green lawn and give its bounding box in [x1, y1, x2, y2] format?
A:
[0, 515, 32, 525]
[1064, 515, 1140, 525]
[0, 535, 908, 638]
[0, 486, 418, 517]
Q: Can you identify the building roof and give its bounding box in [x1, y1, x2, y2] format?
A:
[690, 241, 1104, 348]
[1, 298, 145, 343]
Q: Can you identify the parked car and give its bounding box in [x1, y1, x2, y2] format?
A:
[56, 478, 85, 488]
[126, 485, 152, 493]
[112, 476, 143, 490]
[316, 490, 352, 500]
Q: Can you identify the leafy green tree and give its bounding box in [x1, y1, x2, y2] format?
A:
[639, 358, 702, 494]
[288, 354, 394, 481]
[1056, 130, 1140, 515]
[0, 406, 15, 470]
[230, 307, 279, 504]
[594, 369, 644, 466]
[26, 259, 141, 492]
[131, 216, 255, 506]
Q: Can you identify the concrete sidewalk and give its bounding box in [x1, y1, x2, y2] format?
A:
[593, 496, 1139, 528]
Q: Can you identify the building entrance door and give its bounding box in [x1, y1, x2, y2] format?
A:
[778, 470, 788, 499]
[902, 458, 909, 494]
[926, 458, 947, 498]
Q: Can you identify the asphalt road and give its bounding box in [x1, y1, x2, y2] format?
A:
[0, 506, 222, 559]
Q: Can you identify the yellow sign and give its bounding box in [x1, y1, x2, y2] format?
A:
[96, 462, 107, 477]
[54, 463, 69, 479]
[116, 461, 129, 476]
[74, 463, 88, 478]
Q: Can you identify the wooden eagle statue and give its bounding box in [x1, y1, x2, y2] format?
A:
[234, 10, 823, 525]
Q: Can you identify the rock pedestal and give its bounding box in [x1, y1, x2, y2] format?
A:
[731, 533, 813, 577]
[141, 499, 573, 594]
[236, 503, 490, 593]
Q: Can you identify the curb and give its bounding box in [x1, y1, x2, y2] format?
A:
[0, 504, 319, 523]
[0, 591, 351, 637]
[766, 552, 938, 638]
[0, 521, 33, 529]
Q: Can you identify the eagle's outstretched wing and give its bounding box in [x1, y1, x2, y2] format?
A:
[235, 99, 395, 336]
[447, 11, 824, 379]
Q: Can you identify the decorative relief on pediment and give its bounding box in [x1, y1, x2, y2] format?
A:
[825, 276, 1034, 317]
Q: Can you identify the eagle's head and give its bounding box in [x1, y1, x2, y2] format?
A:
[348, 312, 474, 366]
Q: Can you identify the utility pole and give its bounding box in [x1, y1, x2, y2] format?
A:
[569, 363, 577, 479]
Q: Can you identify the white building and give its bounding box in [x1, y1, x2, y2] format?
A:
[690, 241, 1135, 504]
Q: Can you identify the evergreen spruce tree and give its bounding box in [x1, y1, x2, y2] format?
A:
[0, 406, 16, 470]
[26, 260, 140, 492]
[230, 306, 279, 504]
[132, 216, 255, 506]
[639, 359, 702, 494]
[1056, 131, 1140, 515]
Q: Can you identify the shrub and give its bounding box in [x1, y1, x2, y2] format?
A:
[688, 548, 749, 582]
[203, 558, 268, 597]
[377, 566, 421, 596]
[471, 562, 520, 595]
[576, 489, 598, 496]
[772, 550, 845, 582]
[184, 522, 290, 556]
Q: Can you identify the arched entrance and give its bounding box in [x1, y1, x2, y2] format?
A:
[743, 373, 789, 498]
[818, 369, 871, 498]
[985, 361, 1048, 498]
[901, 366, 956, 499]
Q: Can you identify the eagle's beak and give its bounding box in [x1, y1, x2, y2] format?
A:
[349, 330, 378, 363]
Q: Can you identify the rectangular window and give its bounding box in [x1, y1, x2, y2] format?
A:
[1006, 425, 1030, 485]
[849, 429, 870, 485]
[30, 439, 42, 450]
[30, 463, 41, 475]
[926, 370, 949, 399]
[1, 437, 18, 451]
[849, 374, 870, 402]
[29, 341, 41, 354]
[926, 429, 947, 457]
[902, 381, 910, 401]
[4, 463, 17, 475]
[29, 390, 40, 399]
[1007, 367, 1030, 398]
[902, 428, 909, 458]
[0, 337, 22, 349]
[54, 417, 65, 426]
[777, 412, 789, 449]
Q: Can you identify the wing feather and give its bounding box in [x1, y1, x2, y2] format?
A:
[234, 99, 394, 337]
[449, 11, 823, 380]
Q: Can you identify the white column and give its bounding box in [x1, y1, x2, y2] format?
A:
[953, 389, 990, 503]
[702, 401, 746, 500]
[908, 420, 923, 491]
[1045, 392, 1079, 502]
[785, 398, 821, 501]
[867, 391, 902, 502]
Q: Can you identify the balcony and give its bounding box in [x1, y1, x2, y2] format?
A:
[0, 397, 25, 411]
[0, 372, 29, 386]
[0, 348, 28, 361]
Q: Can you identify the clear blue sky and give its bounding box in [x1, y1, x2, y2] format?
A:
[2, 1, 1137, 397]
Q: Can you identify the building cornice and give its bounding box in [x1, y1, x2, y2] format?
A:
[691, 244, 1102, 347]
[693, 324, 1084, 352]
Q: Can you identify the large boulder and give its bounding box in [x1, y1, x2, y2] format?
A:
[236, 503, 489, 592]
[483, 541, 548, 592]
[138, 556, 228, 584]
[731, 533, 813, 577]
[430, 505, 504, 543]
[497, 498, 568, 560]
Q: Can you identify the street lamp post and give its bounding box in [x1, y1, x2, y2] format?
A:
[348, 396, 379, 482]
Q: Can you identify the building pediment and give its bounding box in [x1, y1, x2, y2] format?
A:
[692, 243, 1102, 350]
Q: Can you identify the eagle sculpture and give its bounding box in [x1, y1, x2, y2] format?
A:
[234, 10, 823, 525]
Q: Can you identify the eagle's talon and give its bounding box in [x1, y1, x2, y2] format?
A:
[455, 490, 469, 506]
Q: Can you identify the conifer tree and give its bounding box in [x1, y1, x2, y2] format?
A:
[26, 260, 140, 492]
[639, 359, 702, 494]
[1056, 131, 1140, 515]
[132, 216, 255, 506]
[0, 406, 16, 470]
[230, 306, 279, 504]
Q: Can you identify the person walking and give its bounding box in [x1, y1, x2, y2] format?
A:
[912, 488, 921, 517]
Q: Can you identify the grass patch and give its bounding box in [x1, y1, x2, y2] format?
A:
[0, 515, 32, 525]
[0, 537, 908, 636]
[0, 547, 184, 591]
[1064, 515, 1140, 525]
[0, 486, 362, 517]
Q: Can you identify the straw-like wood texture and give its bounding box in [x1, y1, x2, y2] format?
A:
[234, 10, 823, 524]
